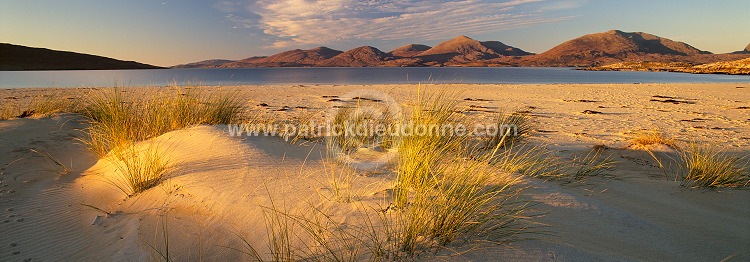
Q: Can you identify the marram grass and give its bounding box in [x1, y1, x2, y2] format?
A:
[108, 142, 171, 195]
[232, 89, 534, 261]
[629, 130, 676, 148]
[484, 109, 535, 150]
[82, 88, 244, 158]
[81, 87, 244, 195]
[678, 144, 749, 188]
[0, 93, 80, 120]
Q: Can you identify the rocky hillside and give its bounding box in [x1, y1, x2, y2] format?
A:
[582, 58, 750, 75]
[0, 43, 162, 70]
[674, 57, 750, 74]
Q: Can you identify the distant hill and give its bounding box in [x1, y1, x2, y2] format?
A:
[318, 46, 388, 67]
[416, 36, 531, 65]
[525, 30, 718, 66]
[388, 44, 432, 57]
[220, 47, 342, 67]
[173, 30, 749, 68]
[731, 43, 750, 54]
[0, 43, 162, 70]
[171, 59, 234, 68]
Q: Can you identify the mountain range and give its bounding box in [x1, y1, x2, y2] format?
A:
[1, 30, 748, 71]
[174, 30, 750, 68]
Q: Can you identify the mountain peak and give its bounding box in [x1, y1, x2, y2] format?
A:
[318, 46, 387, 67]
[419, 35, 490, 57]
[532, 30, 712, 66]
[418, 36, 531, 62]
[732, 43, 750, 54]
[388, 44, 432, 57]
[481, 41, 534, 56]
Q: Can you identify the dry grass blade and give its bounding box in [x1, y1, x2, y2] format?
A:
[29, 148, 72, 175]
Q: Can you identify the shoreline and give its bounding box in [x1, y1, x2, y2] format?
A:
[3, 83, 749, 151]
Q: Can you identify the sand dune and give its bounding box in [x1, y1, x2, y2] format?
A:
[1, 83, 748, 261]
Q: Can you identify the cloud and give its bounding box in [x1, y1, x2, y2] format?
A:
[220, 0, 580, 48]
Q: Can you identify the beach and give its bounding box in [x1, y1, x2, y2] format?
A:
[1, 83, 749, 261]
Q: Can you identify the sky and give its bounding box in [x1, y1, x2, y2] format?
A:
[1, 0, 748, 67]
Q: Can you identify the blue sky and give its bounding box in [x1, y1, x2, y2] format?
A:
[1, 0, 748, 66]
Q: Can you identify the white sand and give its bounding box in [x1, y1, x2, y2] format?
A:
[1, 83, 749, 261]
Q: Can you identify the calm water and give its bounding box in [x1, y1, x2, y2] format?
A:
[0, 67, 748, 88]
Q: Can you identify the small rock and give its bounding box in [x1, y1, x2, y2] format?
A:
[581, 110, 602, 114]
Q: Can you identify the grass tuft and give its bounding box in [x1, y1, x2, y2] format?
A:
[394, 90, 462, 206]
[81, 88, 244, 158]
[629, 130, 676, 148]
[487, 144, 563, 178]
[678, 144, 749, 188]
[484, 110, 534, 150]
[570, 147, 616, 179]
[0, 94, 80, 120]
[29, 148, 72, 175]
[388, 89, 532, 256]
[107, 142, 171, 195]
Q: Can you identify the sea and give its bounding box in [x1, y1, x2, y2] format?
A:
[0, 67, 748, 88]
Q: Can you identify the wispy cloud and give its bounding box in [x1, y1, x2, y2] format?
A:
[218, 0, 581, 48]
